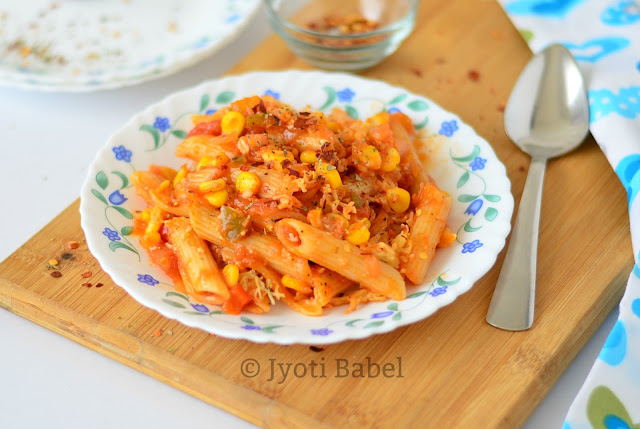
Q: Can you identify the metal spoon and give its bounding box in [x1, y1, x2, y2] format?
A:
[486, 44, 590, 331]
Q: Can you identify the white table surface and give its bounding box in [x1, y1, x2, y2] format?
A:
[0, 6, 620, 428]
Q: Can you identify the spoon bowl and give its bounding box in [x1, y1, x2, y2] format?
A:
[505, 45, 590, 159]
[486, 44, 590, 331]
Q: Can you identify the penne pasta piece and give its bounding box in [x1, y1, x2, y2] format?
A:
[311, 267, 355, 307]
[189, 202, 313, 282]
[275, 219, 406, 300]
[402, 184, 452, 284]
[165, 217, 230, 300]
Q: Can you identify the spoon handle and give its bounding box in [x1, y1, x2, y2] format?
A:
[486, 157, 547, 331]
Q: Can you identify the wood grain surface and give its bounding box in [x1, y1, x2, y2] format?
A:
[0, 1, 633, 427]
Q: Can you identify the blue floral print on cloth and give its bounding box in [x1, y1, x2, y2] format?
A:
[498, 0, 640, 425]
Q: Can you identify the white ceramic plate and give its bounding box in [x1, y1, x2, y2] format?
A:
[80, 70, 514, 344]
[0, 0, 259, 92]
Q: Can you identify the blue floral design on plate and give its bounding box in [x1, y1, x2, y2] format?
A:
[589, 86, 640, 122]
[598, 320, 626, 366]
[387, 107, 402, 114]
[469, 157, 487, 171]
[191, 303, 209, 313]
[263, 89, 280, 100]
[601, 0, 640, 26]
[429, 287, 447, 297]
[371, 311, 394, 319]
[112, 145, 132, 162]
[108, 190, 127, 205]
[465, 199, 483, 215]
[311, 328, 334, 336]
[439, 120, 458, 137]
[242, 325, 261, 330]
[137, 274, 159, 286]
[563, 37, 630, 63]
[603, 414, 631, 429]
[153, 117, 171, 132]
[462, 240, 483, 254]
[205, 108, 217, 115]
[103, 228, 121, 242]
[505, 0, 587, 18]
[336, 88, 355, 103]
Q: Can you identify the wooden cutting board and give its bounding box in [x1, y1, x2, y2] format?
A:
[0, 1, 634, 427]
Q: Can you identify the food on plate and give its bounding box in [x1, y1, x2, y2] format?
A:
[131, 95, 454, 315]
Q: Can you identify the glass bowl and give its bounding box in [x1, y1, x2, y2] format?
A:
[263, 0, 418, 71]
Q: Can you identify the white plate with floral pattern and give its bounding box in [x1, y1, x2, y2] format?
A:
[0, 0, 259, 92]
[80, 70, 514, 344]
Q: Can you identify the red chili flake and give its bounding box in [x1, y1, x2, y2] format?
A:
[95, 283, 104, 288]
[252, 99, 266, 114]
[287, 167, 301, 177]
[153, 329, 163, 337]
[498, 101, 506, 112]
[320, 141, 330, 152]
[468, 69, 480, 81]
[281, 159, 292, 169]
[309, 346, 324, 352]
[82, 282, 92, 287]
[67, 241, 79, 249]
[518, 165, 526, 172]
[410, 67, 423, 78]
[50, 271, 62, 278]
[81, 271, 92, 278]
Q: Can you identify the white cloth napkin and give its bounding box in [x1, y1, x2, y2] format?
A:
[497, 1, 640, 426]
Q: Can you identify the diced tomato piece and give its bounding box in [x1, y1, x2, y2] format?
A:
[187, 120, 222, 138]
[222, 284, 253, 315]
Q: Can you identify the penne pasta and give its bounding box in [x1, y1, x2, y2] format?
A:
[402, 183, 453, 284]
[165, 217, 230, 300]
[275, 219, 406, 300]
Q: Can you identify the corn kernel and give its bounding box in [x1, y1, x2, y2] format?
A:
[300, 150, 318, 164]
[204, 188, 229, 208]
[316, 163, 342, 189]
[140, 208, 151, 222]
[198, 179, 226, 192]
[368, 112, 390, 126]
[221, 111, 245, 135]
[197, 152, 230, 170]
[48, 259, 59, 266]
[386, 187, 411, 213]
[261, 149, 295, 166]
[144, 206, 164, 245]
[327, 121, 340, 132]
[173, 165, 188, 186]
[358, 145, 382, 170]
[281, 275, 307, 292]
[346, 224, 371, 245]
[381, 148, 401, 172]
[222, 264, 239, 286]
[157, 179, 171, 193]
[325, 213, 349, 229]
[362, 218, 371, 228]
[235, 172, 261, 198]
